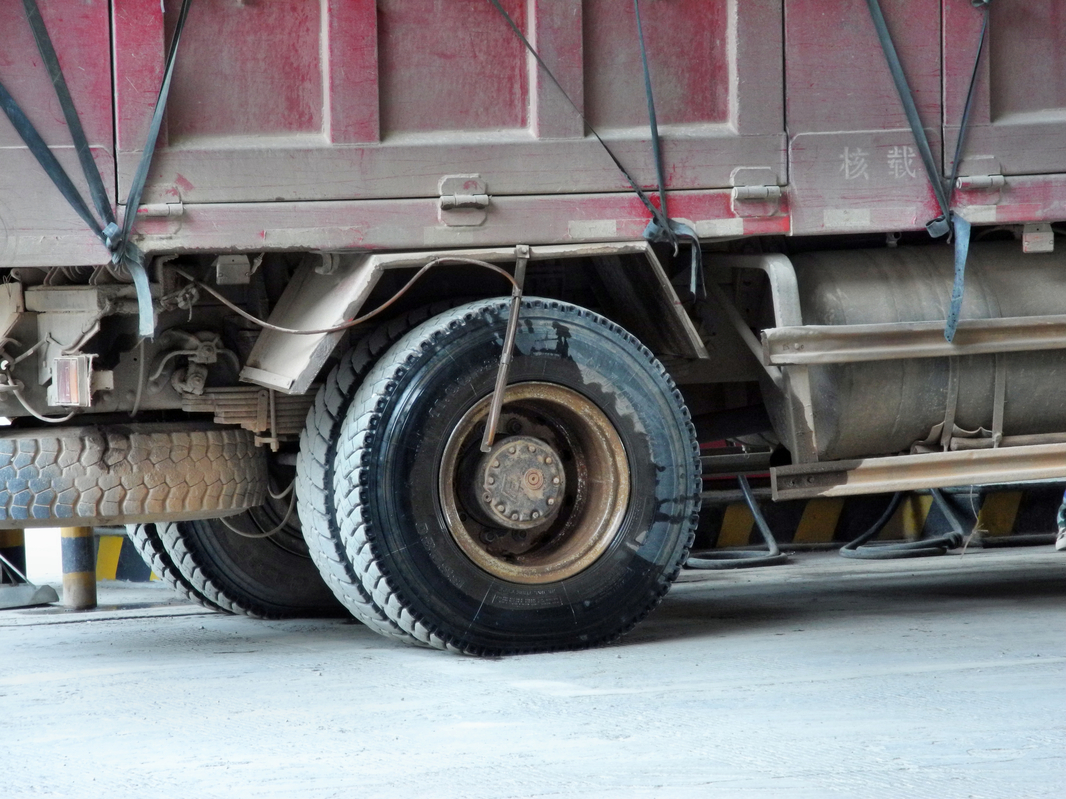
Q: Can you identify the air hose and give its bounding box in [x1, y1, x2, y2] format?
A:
[686, 476, 789, 570]
[839, 489, 966, 559]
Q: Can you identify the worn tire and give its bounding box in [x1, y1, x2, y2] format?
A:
[125, 522, 221, 612]
[154, 514, 342, 619]
[0, 424, 266, 529]
[296, 302, 462, 644]
[332, 298, 701, 655]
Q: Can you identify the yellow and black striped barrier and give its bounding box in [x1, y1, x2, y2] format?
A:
[94, 531, 156, 582]
[697, 485, 1064, 549]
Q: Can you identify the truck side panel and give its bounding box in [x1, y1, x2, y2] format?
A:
[0, 1, 113, 268]
[112, 0, 785, 206]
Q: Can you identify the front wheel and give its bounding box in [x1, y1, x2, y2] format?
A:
[331, 298, 700, 654]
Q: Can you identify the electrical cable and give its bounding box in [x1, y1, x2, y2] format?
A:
[173, 258, 518, 336]
[11, 384, 75, 424]
[219, 486, 296, 539]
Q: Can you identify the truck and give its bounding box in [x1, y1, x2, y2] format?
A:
[1, 0, 1063, 654]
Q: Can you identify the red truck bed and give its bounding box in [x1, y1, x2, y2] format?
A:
[2, 1, 1064, 265]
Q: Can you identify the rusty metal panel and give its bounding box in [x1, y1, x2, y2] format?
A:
[113, 0, 785, 208]
[0, 1, 114, 268]
[785, 0, 943, 236]
[945, 0, 1066, 180]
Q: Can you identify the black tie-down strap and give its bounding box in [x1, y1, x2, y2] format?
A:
[486, 0, 704, 299]
[865, 0, 991, 341]
[0, 0, 194, 337]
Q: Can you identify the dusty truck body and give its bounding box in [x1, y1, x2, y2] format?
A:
[1, 0, 1064, 652]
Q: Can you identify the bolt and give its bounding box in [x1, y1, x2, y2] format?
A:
[510, 513, 520, 521]
[509, 446, 517, 455]
[531, 511, 540, 520]
[484, 493, 492, 502]
[545, 456, 553, 465]
[513, 530, 527, 542]
[481, 531, 497, 544]
[552, 476, 560, 485]
[496, 503, 506, 512]
[547, 498, 555, 506]
[492, 460, 500, 468]
[528, 444, 536, 453]
[487, 477, 495, 485]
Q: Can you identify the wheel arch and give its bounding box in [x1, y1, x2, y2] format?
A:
[236, 241, 708, 397]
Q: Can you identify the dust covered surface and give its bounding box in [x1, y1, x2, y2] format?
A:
[1, 550, 1063, 798]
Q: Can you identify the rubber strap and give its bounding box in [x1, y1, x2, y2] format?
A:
[0, 0, 193, 336]
[0, 79, 105, 242]
[945, 215, 972, 341]
[485, 0, 669, 232]
[21, 0, 116, 234]
[943, 3, 990, 342]
[114, 0, 194, 336]
[633, 0, 672, 242]
[487, 0, 704, 296]
[866, 0, 991, 340]
[865, 0, 951, 234]
[632, 0, 704, 298]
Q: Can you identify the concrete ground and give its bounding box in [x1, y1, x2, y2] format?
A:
[1, 547, 1063, 799]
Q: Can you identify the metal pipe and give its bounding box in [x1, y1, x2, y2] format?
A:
[481, 245, 529, 452]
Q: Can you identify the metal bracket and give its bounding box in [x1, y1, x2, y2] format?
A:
[729, 167, 783, 218]
[480, 245, 529, 453]
[955, 174, 1005, 191]
[439, 175, 490, 226]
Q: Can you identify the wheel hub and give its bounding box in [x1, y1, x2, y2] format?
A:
[476, 436, 565, 529]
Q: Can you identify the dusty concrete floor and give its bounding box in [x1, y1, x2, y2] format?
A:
[2, 548, 1063, 798]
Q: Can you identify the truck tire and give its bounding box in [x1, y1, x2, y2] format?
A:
[296, 301, 463, 645]
[153, 513, 342, 619]
[0, 423, 267, 529]
[331, 298, 701, 654]
[125, 522, 221, 612]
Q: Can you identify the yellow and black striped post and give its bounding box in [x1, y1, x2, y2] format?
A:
[60, 526, 97, 610]
[0, 529, 27, 579]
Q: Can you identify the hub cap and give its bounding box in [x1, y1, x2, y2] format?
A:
[438, 382, 630, 584]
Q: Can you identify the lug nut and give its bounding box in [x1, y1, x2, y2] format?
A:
[547, 498, 555, 506]
[510, 513, 520, 521]
[486, 477, 495, 485]
[496, 503, 506, 512]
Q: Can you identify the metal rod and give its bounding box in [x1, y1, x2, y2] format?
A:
[763, 313, 1066, 366]
[772, 442, 1066, 501]
[481, 245, 529, 453]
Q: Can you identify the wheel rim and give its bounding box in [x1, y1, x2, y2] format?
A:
[438, 382, 630, 584]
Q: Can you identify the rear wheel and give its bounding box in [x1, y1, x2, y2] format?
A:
[155, 488, 343, 619]
[332, 298, 700, 654]
[126, 522, 220, 612]
[296, 302, 466, 644]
